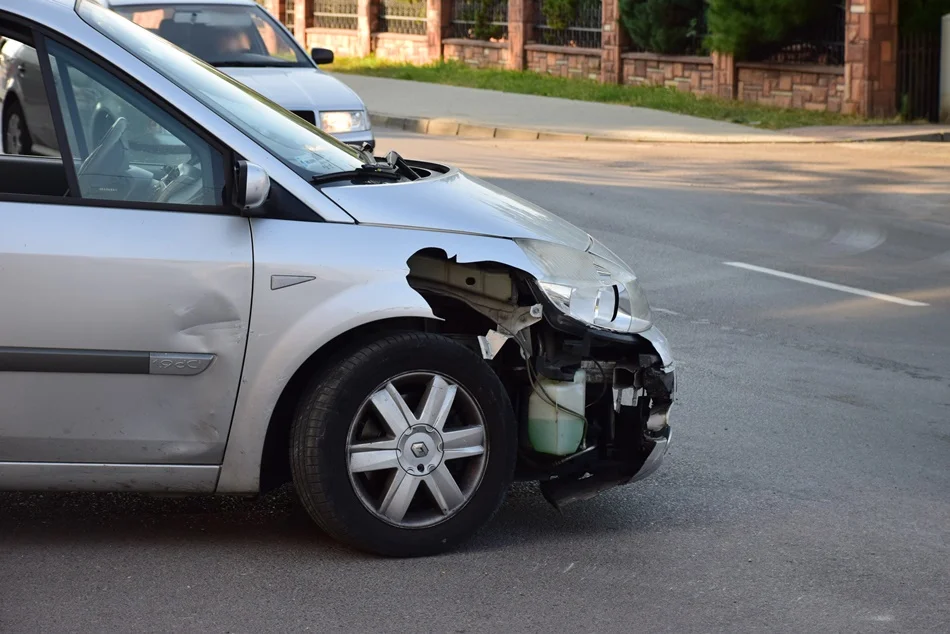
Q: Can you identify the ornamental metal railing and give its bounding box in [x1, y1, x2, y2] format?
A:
[313, 0, 359, 30]
[533, 0, 601, 49]
[378, 0, 427, 36]
[449, 0, 508, 41]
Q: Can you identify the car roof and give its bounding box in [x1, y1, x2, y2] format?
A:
[0, 0, 78, 25]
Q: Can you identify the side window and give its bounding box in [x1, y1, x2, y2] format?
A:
[1, 36, 59, 157]
[44, 39, 225, 207]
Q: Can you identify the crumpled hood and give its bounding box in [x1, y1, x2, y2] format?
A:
[321, 169, 593, 251]
[217, 67, 365, 111]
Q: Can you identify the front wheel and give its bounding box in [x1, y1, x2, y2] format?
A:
[2, 100, 32, 155]
[290, 332, 517, 557]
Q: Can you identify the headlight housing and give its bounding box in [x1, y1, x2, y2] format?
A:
[516, 238, 653, 334]
[319, 110, 369, 134]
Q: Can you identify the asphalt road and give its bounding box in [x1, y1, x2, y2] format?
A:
[2, 134, 949, 633]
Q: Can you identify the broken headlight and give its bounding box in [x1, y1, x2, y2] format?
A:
[516, 238, 653, 334]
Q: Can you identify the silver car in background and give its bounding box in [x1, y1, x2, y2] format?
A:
[0, 0, 674, 557]
[1, 0, 373, 155]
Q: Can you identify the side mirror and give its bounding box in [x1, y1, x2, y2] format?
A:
[311, 47, 334, 65]
[233, 160, 270, 216]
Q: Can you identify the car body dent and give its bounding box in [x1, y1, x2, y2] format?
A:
[217, 221, 542, 492]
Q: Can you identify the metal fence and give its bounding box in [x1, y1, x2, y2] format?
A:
[313, 0, 359, 30]
[755, 3, 845, 65]
[378, 0, 427, 35]
[898, 30, 942, 122]
[450, 0, 508, 40]
[533, 0, 601, 49]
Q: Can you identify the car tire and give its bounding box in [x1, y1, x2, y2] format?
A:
[2, 99, 32, 155]
[290, 332, 517, 557]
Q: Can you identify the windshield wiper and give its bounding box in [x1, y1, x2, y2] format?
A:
[356, 146, 420, 182]
[310, 163, 405, 186]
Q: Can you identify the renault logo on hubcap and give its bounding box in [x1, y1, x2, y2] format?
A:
[411, 442, 428, 458]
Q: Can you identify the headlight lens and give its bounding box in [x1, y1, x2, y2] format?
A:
[319, 110, 368, 133]
[516, 238, 653, 334]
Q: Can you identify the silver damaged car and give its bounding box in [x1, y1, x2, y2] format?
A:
[0, 0, 675, 557]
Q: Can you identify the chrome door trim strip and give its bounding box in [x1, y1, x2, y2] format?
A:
[0, 347, 214, 375]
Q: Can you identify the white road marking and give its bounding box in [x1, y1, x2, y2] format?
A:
[653, 307, 683, 316]
[723, 261, 930, 307]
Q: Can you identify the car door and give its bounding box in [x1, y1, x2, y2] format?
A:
[0, 28, 252, 489]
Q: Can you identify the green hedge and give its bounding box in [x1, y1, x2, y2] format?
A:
[619, 0, 706, 55]
[900, 0, 950, 34]
[705, 0, 826, 59]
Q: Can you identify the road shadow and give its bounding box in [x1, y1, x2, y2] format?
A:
[0, 471, 714, 558]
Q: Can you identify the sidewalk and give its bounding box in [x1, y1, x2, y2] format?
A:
[335, 74, 950, 145]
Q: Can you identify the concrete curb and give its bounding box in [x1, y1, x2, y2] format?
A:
[370, 113, 950, 145]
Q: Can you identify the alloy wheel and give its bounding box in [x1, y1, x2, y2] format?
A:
[4, 111, 23, 155]
[346, 372, 489, 528]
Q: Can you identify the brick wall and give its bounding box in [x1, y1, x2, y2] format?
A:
[738, 63, 845, 113]
[443, 39, 511, 69]
[277, 0, 901, 118]
[525, 45, 601, 81]
[372, 33, 431, 64]
[306, 29, 361, 58]
[622, 53, 714, 95]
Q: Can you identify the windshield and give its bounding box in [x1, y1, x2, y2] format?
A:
[78, 0, 364, 179]
[111, 3, 309, 68]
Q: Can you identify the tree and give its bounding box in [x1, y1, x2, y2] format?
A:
[705, 0, 824, 58]
[542, 0, 578, 31]
[900, 0, 950, 34]
[620, 0, 706, 55]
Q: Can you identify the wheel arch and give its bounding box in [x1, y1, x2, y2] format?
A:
[257, 315, 435, 493]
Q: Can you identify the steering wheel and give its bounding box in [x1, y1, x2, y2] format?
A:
[78, 116, 127, 177]
[156, 158, 206, 205]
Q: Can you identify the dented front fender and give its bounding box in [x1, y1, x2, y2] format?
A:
[217, 220, 544, 493]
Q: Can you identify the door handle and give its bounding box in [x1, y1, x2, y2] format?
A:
[16, 64, 25, 76]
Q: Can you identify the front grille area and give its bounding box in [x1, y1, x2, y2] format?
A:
[291, 110, 317, 125]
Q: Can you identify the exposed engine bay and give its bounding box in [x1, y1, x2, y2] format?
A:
[407, 252, 675, 509]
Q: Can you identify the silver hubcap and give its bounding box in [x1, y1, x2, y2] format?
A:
[5, 112, 23, 155]
[347, 373, 488, 528]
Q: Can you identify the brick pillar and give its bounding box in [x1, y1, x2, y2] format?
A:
[712, 51, 736, 99]
[293, 0, 312, 48]
[508, 0, 532, 71]
[426, 0, 447, 63]
[260, 0, 287, 52]
[357, 0, 376, 57]
[601, 0, 625, 83]
[845, 0, 899, 117]
[262, 0, 287, 21]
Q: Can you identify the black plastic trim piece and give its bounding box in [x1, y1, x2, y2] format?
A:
[0, 347, 149, 374]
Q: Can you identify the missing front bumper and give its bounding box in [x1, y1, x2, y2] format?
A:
[526, 319, 676, 508]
